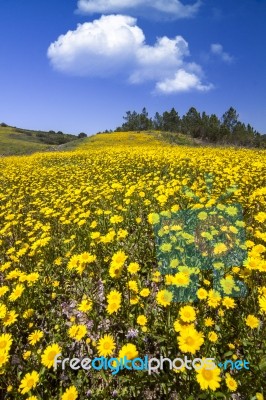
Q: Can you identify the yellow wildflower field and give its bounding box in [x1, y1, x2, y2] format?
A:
[0, 132, 265, 399]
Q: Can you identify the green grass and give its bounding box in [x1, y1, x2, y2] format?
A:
[0, 125, 79, 156]
[148, 131, 199, 146]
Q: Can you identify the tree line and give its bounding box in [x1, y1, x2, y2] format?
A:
[115, 107, 266, 148]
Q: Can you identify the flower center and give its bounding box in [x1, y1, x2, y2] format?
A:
[185, 336, 194, 346]
[202, 369, 213, 380]
[27, 378, 34, 387]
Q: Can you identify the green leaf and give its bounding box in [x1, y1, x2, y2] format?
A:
[213, 392, 226, 398]
[259, 356, 266, 371]
[198, 394, 208, 399]
[223, 351, 233, 357]
[99, 369, 108, 383]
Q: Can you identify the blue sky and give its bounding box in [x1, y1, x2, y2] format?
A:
[0, 0, 265, 135]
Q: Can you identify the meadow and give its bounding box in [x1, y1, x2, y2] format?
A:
[0, 131, 265, 399]
[0, 125, 78, 156]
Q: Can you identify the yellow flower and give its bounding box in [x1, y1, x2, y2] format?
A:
[220, 276, 235, 295]
[152, 271, 161, 282]
[213, 243, 227, 255]
[148, 213, 160, 225]
[61, 385, 78, 400]
[177, 326, 204, 354]
[23, 309, 34, 319]
[78, 298, 93, 312]
[137, 315, 147, 326]
[222, 297, 236, 309]
[156, 289, 173, 307]
[97, 334, 116, 357]
[256, 393, 264, 400]
[204, 317, 214, 327]
[107, 301, 121, 314]
[130, 295, 139, 305]
[2, 310, 18, 326]
[19, 370, 39, 394]
[118, 343, 138, 361]
[0, 286, 9, 297]
[111, 250, 127, 267]
[197, 288, 208, 300]
[225, 206, 238, 216]
[160, 243, 172, 253]
[23, 351, 32, 360]
[255, 212, 266, 223]
[107, 290, 122, 303]
[259, 296, 266, 313]
[8, 284, 25, 301]
[225, 373, 238, 391]
[79, 252, 96, 264]
[213, 262, 224, 270]
[172, 272, 190, 287]
[41, 344, 61, 368]
[198, 211, 208, 220]
[110, 215, 123, 224]
[196, 364, 221, 391]
[174, 319, 182, 332]
[0, 304, 7, 319]
[165, 274, 173, 285]
[245, 314, 259, 329]
[68, 324, 87, 341]
[127, 262, 140, 274]
[140, 288, 150, 297]
[128, 280, 138, 293]
[28, 330, 44, 345]
[218, 309, 225, 317]
[207, 290, 221, 308]
[109, 263, 123, 279]
[0, 351, 10, 368]
[179, 305, 196, 323]
[208, 331, 218, 343]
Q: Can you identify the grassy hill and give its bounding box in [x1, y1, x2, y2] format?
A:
[0, 124, 79, 156]
[0, 126, 200, 156]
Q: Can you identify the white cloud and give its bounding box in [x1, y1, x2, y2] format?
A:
[47, 15, 144, 76]
[47, 14, 212, 94]
[76, 0, 201, 19]
[210, 43, 234, 63]
[156, 69, 213, 93]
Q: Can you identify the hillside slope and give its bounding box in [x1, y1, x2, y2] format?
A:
[0, 125, 79, 156]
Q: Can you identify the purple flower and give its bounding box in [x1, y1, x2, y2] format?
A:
[125, 328, 139, 339]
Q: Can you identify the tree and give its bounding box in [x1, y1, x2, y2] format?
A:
[78, 132, 87, 138]
[207, 114, 221, 142]
[139, 107, 152, 131]
[181, 107, 201, 136]
[122, 110, 140, 131]
[161, 108, 180, 132]
[153, 112, 163, 130]
[221, 107, 239, 133]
